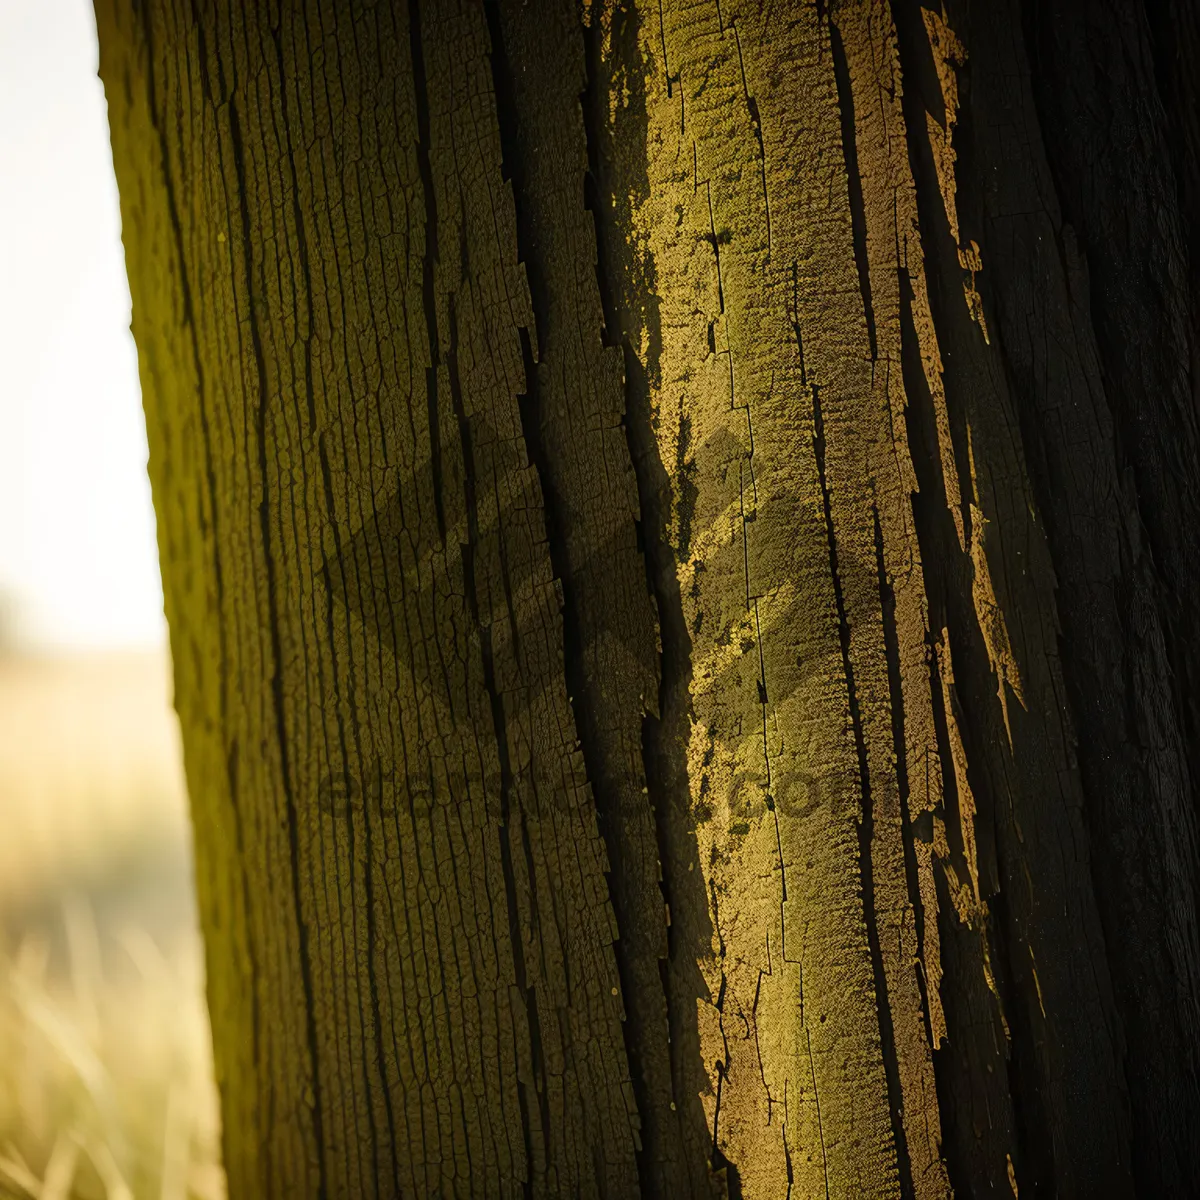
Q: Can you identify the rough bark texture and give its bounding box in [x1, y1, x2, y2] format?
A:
[96, 0, 1200, 1196]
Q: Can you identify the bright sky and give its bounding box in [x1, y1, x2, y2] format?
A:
[0, 0, 165, 651]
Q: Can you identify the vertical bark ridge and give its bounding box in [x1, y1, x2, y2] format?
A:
[98, 0, 643, 1193]
[827, 25, 879, 365]
[408, 0, 447, 548]
[821, 4, 960, 1193]
[583, 4, 733, 1196]
[483, 2, 728, 1193]
[889, 0, 1136, 1190]
[813, 382, 914, 1199]
[231, 85, 337, 1198]
[629, 2, 903, 1187]
[896, 255, 1019, 1193]
[586, 1, 953, 1193]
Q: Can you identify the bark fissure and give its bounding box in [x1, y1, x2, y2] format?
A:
[450, 284, 540, 1194]
[481, 12, 657, 1189]
[896, 247, 1032, 1191]
[580, 6, 725, 1195]
[138, 14, 268, 1180]
[873, 508, 933, 1058]
[408, 0, 446, 547]
[828, 17, 878, 363]
[227, 94, 331, 1200]
[812, 385, 911, 1198]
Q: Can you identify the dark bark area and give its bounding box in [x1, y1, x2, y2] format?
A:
[955, 0, 1200, 1188]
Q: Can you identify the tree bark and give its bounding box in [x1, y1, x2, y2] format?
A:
[95, 0, 1200, 1196]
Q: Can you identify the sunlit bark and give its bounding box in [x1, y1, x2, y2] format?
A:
[97, 0, 1200, 1195]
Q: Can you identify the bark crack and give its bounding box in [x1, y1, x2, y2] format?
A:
[829, 16, 879, 363]
[227, 91, 330, 1200]
[812, 383, 913, 1198]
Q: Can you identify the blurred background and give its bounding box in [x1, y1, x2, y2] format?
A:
[0, 1, 224, 1196]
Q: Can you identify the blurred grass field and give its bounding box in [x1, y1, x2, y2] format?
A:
[0, 648, 225, 1200]
[1, 0, 226, 1191]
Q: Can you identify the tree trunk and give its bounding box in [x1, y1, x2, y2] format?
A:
[95, 0, 1200, 1196]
